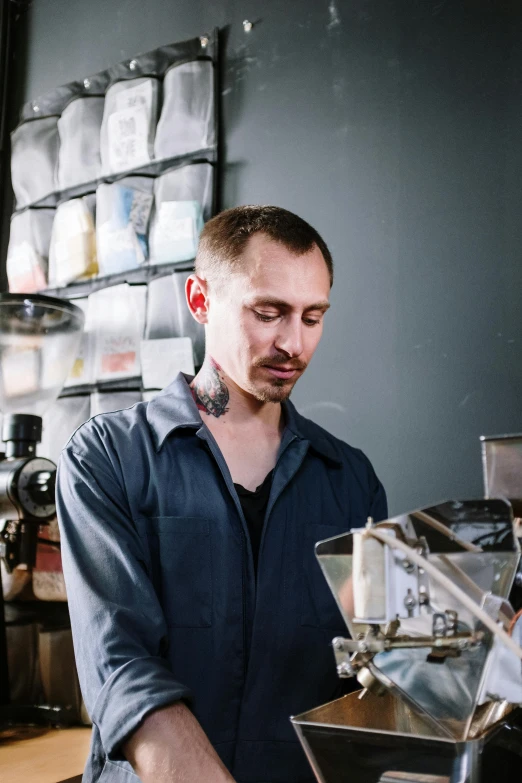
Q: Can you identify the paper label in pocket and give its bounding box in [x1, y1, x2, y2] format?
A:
[108, 105, 150, 171]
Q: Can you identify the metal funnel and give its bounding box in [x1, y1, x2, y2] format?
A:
[0, 294, 84, 418]
[313, 499, 519, 742]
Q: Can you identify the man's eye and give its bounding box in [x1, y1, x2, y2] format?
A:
[303, 318, 320, 327]
[254, 311, 278, 322]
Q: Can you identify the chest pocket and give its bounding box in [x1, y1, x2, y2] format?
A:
[301, 523, 350, 630]
[140, 516, 213, 628]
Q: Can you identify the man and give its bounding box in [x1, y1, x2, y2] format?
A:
[57, 205, 387, 783]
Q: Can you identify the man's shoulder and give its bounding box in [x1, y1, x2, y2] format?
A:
[291, 406, 376, 474]
[64, 397, 151, 457]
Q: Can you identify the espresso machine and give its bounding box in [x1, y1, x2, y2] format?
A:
[292, 437, 522, 783]
[0, 293, 84, 722]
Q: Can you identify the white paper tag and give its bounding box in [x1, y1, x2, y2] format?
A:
[108, 105, 150, 171]
[158, 203, 197, 242]
[140, 337, 195, 389]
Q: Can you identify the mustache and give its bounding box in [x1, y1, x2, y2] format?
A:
[253, 355, 308, 371]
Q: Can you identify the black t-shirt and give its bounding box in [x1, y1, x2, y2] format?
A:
[234, 471, 273, 573]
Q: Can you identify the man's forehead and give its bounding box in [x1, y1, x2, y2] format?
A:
[240, 233, 330, 282]
[242, 232, 310, 263]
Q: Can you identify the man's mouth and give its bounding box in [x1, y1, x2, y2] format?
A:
[262, 366, 300, 380]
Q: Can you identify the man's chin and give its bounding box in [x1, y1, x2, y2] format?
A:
[250, 378, 296, 403]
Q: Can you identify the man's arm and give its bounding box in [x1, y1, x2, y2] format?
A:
[56, 428, 233, 781]
[123, 702, 234, 782]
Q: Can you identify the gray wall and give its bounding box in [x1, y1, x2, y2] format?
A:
[6, 0, 522, 515]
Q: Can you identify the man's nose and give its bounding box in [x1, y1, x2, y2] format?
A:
[274, 317, 304, 358]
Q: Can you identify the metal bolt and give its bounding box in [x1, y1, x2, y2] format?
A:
[333, 638, 344, 651]
[83, 78, 91, 89]
[32, 102, 39, 113]
[129, 59, 138, 71]
[445, 610, 458, 633]
[200, 36, 209, 48]
[402, 559, 415, 573]
[337, 662, 352, 677]
[358, 642, 369, 653]
[243, 19, 253, 32]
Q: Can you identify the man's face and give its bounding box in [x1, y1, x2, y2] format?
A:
[204, 233, 331, 403]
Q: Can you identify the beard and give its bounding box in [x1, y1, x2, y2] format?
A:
[248, 354, 308, 403]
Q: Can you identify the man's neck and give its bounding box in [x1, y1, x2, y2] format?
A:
[190, 356, 283, 432]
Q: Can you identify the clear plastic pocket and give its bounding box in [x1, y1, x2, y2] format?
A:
[48, 195, 98, 287]
[90, 283, 147, 382]
[96, 176, 154, 275]
[7, 208, 55, 293]
[57, 96, 105, 189]
[145, 272, 205, 369]
[155, 60, 215, 159]
[11, 117, 60, 208]
[149, 163, 213, 266]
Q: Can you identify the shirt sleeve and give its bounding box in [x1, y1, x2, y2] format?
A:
[56, 437, 191, 759]
[346, 445, 389, 524]
[369, 471, 388, 523]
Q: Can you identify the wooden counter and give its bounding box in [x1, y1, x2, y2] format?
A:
[0, 726, 91, 783]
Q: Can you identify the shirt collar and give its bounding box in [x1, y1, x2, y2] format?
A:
[282, 399, 342, 465]
[147, 372, 341, 465]
[146, 372, 202, 451]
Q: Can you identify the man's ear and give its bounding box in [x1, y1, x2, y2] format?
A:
[186, 274, 209, 324]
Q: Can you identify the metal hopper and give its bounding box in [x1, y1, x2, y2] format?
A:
[291, 498, 522, 783]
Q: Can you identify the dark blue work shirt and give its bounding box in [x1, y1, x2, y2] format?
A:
[56, 373, 387, 783]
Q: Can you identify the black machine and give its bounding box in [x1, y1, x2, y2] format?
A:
[0, 293, 84, 725]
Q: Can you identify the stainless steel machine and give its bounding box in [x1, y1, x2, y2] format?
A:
[292, 439, 522, 783]
[0, 293, 84, 721]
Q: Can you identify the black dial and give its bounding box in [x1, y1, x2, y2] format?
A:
[14, 457, 56, 519]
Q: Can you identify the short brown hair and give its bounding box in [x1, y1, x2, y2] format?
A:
[195, 205, 334, 287]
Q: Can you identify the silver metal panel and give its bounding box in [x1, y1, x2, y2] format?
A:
[481, 434, 522, 515]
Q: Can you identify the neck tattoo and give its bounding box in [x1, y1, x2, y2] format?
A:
[191, 357, 230, 418]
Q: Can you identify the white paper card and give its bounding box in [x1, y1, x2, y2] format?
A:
[108, 105, 150, 171]
[140, 337, 194, 390]
[158, 207, 195, 242]
[91, 284, 146, 381]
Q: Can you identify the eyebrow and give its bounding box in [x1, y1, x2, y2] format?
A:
[249, 297, 331, 313]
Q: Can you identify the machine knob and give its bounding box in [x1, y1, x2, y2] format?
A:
[12, 457, 57, 519]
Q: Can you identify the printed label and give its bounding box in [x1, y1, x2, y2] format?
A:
[108, 105, 150, 171]
[101, 351, 137, 374]
[130, 191, 153, 235]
